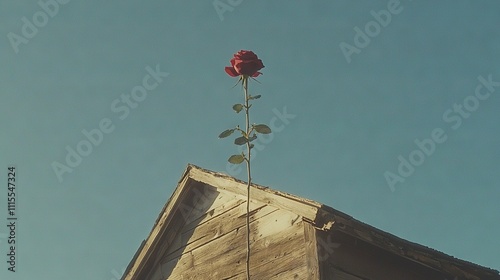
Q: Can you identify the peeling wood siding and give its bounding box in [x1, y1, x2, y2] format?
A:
[147, 184, 310, 280]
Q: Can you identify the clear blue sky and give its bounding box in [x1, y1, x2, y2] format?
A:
[1, 1, 499, 279]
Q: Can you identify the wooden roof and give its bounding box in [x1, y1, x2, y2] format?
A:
[122, 164, 499, 280]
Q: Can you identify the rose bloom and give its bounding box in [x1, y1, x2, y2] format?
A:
[225, 50, 264, 77]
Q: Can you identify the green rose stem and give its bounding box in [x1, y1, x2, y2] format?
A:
[243, 76, 252, 280]
[219, 76, 270, 279]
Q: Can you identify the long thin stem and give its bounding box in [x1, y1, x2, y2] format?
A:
[243, 77, 251, 280]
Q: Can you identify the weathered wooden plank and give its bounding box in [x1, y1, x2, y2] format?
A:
[182, 195, 247, 235]
[189, 166, 320, 221]
[226, 248, 309, 280]
[162, 201, 276, 264]
[158, 203, 277, 278]
[171, 225, 305, 279]
[165, 210, 306, 279]
[267, 262, 310, 280]
[303, 222, 320, 280]
[252, 246, 308, 279]
[186, 206, 288, 267]
[175, 184, 221, 226]
[161, 192, 245, 262]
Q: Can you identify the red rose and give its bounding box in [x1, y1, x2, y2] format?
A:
[225, 50, 264, 77]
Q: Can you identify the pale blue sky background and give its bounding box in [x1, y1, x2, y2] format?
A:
[1, 1, 499, 279]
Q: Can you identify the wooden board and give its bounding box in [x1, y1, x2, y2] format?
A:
[156, 198, 307, 279]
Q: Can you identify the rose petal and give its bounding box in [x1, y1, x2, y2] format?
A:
[225, 67, 239, 77]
